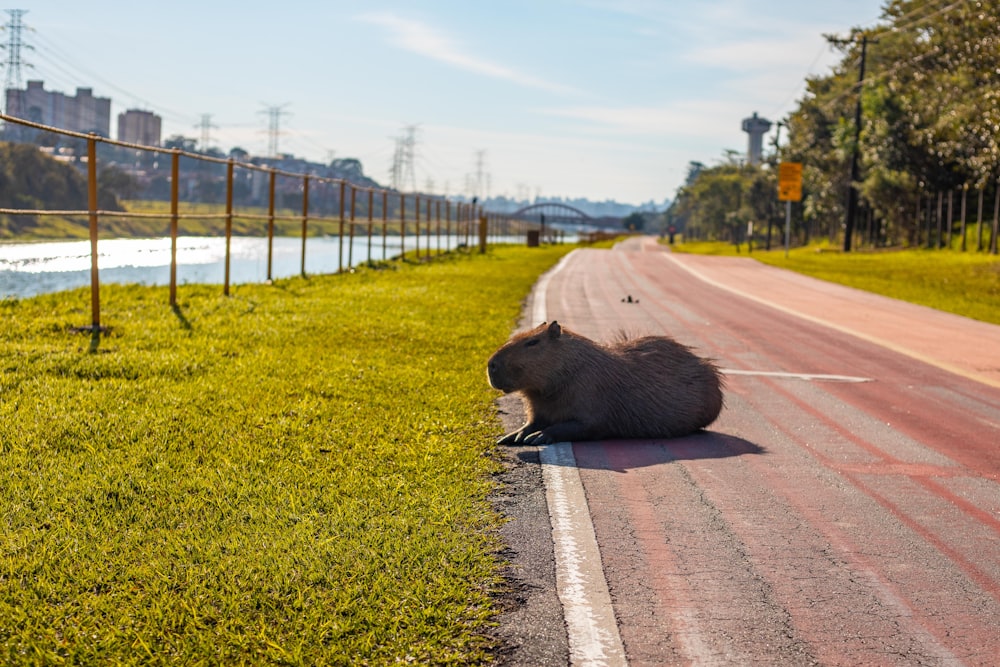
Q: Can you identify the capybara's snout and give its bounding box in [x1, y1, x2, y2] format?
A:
[486, 355, 514, 392]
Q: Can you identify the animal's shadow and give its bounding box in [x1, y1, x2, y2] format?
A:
[513, 431, 764, 473]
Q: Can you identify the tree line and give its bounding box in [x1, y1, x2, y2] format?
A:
[0, 142, 131, 237]
[669, 0, 1000, 252]
[0, 136, 425, 239]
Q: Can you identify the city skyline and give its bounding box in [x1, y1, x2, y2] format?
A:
[4, 1, 885, 205]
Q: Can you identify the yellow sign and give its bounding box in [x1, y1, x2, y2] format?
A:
[778, 162, 803, 202]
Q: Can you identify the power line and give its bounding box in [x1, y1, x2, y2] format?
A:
[26, 27, 197, 126]
[768, 42, 831, 120]
[808, 1, 966, 119]
[886, 0, 965, 34]
[815, 24, 960, 119]
[4, 16, 351, 168]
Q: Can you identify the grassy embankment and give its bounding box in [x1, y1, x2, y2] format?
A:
[2, 200, 441, 241]
[671, 240, 1000, 326]
[0, 243, 574, 664]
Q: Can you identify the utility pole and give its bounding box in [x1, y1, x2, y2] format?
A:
[401, 124, 418, 192]
[843, 33, 872, 252]
[195, 113, 218, 152]
[769, 120, 788, 251]
[772, 120, 786, 154]
[388, 125, 419, 191]
[1, 9, 32, 121]
[473, 149, 487, 200]
[259, 104, 290, 158]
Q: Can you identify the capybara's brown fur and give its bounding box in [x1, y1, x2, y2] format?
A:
[487, 321, 723, 444]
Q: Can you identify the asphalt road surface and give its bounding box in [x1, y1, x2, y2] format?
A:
[493, 236, 1000, 666]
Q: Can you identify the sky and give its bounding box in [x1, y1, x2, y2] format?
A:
[4, 0, 885, 206]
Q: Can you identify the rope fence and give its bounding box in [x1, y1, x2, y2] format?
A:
[0, 112, 550, 333]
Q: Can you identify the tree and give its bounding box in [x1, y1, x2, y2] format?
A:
[163, 135, 198, 152]
[776, 0, 1000, 247]
[623, 211, 645, 231]
[98, 166, 138, 207]
[0, 142, 87, 210]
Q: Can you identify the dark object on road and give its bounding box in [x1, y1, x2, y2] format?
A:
[487, 321, 724, 444]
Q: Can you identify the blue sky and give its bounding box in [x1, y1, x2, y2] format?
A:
[7, 1, 884, 205]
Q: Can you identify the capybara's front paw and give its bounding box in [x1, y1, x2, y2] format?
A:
[497, 431, 520, 445]
[522, 430, 553, 445]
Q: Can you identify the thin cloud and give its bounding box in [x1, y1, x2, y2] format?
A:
[686, 33, 835, 72]
[536, 101, 739, 140]
[356, 11, 579, 95]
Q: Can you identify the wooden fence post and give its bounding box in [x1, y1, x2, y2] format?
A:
[400, 194, 406, 260]
[958, 185, 966, 251]
[348, 185, 356, 269]
[976, 186, 985, 252]
[338, 181, 346, 273]
[446, 201, 451, 252]
[170, 150, 180, 305]
[266, 169, 276, 282]
[87, 134, 101, 331]
[936, 191, 944, 249]
[415, 195, 421, 259]
[426, 198, 432, 257]
[367, 189, 374, 265]
[224, 159, 234, 295]
[992, 177, 999, 255]
[382, 191, 388, 260]
[301, 175, 310, 278]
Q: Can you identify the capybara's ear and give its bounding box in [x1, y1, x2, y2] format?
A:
[547, 321, 562, 338]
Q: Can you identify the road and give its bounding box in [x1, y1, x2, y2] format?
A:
[493, 236, 1000, 666]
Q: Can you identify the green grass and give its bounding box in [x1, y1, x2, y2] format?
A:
[0, 244, 573, 665]
[667, 239, 746, 256]
[117, 199, 346, 238]
[671, 240, 1000, 326]
[2, 199, 392, 240]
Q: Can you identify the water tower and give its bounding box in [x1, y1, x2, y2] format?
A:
[741, 112, 772, 165]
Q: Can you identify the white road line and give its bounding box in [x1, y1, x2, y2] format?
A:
[722, 369, 873, 383]
[532, 249, 628, 666]
[662, 253, 1000, 390]
[541, 444, 628, 667]
[531, 249, 578, 327]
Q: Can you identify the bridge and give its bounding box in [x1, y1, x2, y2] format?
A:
[511, 202, 621, 229]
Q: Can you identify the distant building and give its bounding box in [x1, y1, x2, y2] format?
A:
[3, 80, 111, 135]
[741, 112, 772, 166]
[118, 109, 162, 146]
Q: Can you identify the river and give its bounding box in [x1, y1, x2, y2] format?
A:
[0, 234, 521, 299]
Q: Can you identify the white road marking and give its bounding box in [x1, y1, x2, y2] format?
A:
[531, 250, 577, 327]
[531, 249, 628, 666]
[722, 369, 872, 383]
[541, 444, 628, 666]
[662, 253, 1000, 389]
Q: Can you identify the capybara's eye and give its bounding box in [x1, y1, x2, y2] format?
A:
[524, 339, 540, 348]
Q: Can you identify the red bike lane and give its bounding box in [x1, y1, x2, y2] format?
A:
[497, 237, 1000, 665]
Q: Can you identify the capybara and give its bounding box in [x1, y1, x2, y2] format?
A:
[487, 320, 723, 444]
